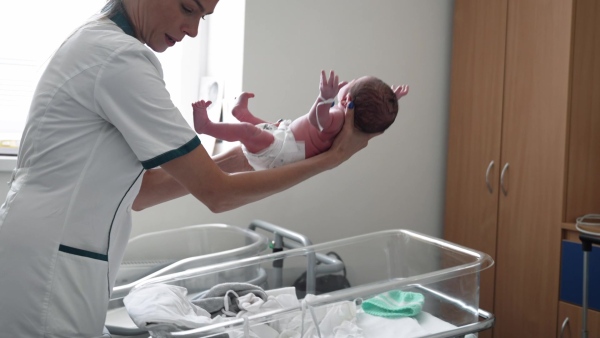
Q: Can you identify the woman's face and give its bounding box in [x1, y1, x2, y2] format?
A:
[139, 0, 218, 52]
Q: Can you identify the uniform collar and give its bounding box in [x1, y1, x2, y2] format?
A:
[110, 9, 136, 38]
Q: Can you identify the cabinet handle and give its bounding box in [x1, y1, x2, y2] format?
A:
[500, 163, 509, 195]
[560, 317, 569, 337]
[485, 161, 494, 193]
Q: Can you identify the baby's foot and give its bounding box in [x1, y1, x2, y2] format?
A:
[192, 100, 212, 133]
[232, 92, 256, 121]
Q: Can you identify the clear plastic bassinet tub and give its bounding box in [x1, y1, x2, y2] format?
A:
[130, 229, 495, 338]
[106, 223, 269, 336]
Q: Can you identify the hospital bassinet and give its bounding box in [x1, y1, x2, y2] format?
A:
[106, 224, 270, 336]
[131, 227, 495, 337]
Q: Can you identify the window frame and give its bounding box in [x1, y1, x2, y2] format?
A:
[0, 1, 225, 171]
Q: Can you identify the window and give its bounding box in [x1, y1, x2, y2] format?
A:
[0, 1, 226, 158]
[0, 1, 107, 155]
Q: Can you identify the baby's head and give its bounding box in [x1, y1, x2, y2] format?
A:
[339, 76, 399, 133]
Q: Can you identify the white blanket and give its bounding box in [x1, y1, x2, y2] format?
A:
[124, 284, 477, 338]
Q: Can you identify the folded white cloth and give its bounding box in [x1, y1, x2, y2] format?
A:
[228, 323, 280, 338]
[228, 287, 302, 338]
[123, 283, 225, 337]
[357, 309, 476, 338]
[356, 308, 427, 338]
[192, 282, 268, 317]
[280, 295, 363, 338]
[238, 287, 300, 318]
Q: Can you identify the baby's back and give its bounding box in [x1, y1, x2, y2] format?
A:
[289, 108, 345, 158]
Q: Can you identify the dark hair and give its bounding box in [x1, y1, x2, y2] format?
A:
[350, 77, 399, 133]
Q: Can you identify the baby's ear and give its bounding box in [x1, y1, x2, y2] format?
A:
[340, 94, 351, 107]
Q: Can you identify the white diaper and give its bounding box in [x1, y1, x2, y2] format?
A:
[242, 120, 306, 170]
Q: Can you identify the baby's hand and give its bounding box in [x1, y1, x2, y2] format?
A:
[319, 70, 340, 100]
[392, 85, 409, 100]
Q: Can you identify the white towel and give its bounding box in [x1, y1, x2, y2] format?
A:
[356, 309, 427, 338]
[280, 295, 364, 338]
[123, 283, 225, 337]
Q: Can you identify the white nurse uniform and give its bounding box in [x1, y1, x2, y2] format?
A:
[0, 13, 200, 338]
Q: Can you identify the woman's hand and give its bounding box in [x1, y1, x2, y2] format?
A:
[325, 100, 381, 169]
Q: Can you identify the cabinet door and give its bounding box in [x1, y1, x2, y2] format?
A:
[443, 0, 507, 331]
[564, 0, 600, 222]
[495, 0, 573, 336]
[557, 301, 600, 337]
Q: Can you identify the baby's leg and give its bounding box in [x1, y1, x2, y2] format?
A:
[193, 100, 274, 153]
[232, 92, 269, 125]
[233, 123, 276, 153]
[192, 100, 213, 134]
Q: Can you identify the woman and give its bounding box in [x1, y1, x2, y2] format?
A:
[0, 0, 377, 337]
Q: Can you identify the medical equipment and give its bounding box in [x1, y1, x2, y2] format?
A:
[132, 225, 495, 337]
[576, 214, 600, 338]
[106, 224, 270, 336]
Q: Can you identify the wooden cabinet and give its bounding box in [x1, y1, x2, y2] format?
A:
[444, 0, 582, 337]
[564, 0, 600, 222]
[557, 302, 600, 338]
[559, 230, 600, 337]
[443, 3, 507, 335]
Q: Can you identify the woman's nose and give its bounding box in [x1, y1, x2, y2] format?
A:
[183, 19, 199, 38]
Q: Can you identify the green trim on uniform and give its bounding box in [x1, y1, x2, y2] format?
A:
[105, 168, 144, 294]
[141, 136, 201, 169]
[109, 8, 136, 37]
[59, 245, 108, 261]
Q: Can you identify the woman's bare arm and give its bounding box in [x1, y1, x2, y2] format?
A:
[133, 104, 377, 212]
[132, 146, 253, 211]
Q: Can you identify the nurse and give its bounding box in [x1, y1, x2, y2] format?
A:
[0, 0, 376, 337]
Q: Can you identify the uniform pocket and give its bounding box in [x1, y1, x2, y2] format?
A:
[45, 249, 109, 338]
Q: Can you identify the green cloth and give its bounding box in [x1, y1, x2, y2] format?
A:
[362, 291, 424, 318]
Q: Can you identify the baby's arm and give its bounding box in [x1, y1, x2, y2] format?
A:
[308, 70, 342, 132]
[391, 85, 410, 100]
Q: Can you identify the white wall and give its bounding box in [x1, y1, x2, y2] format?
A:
[0, 1, 453, 243]
[128, 0, 455, 243]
